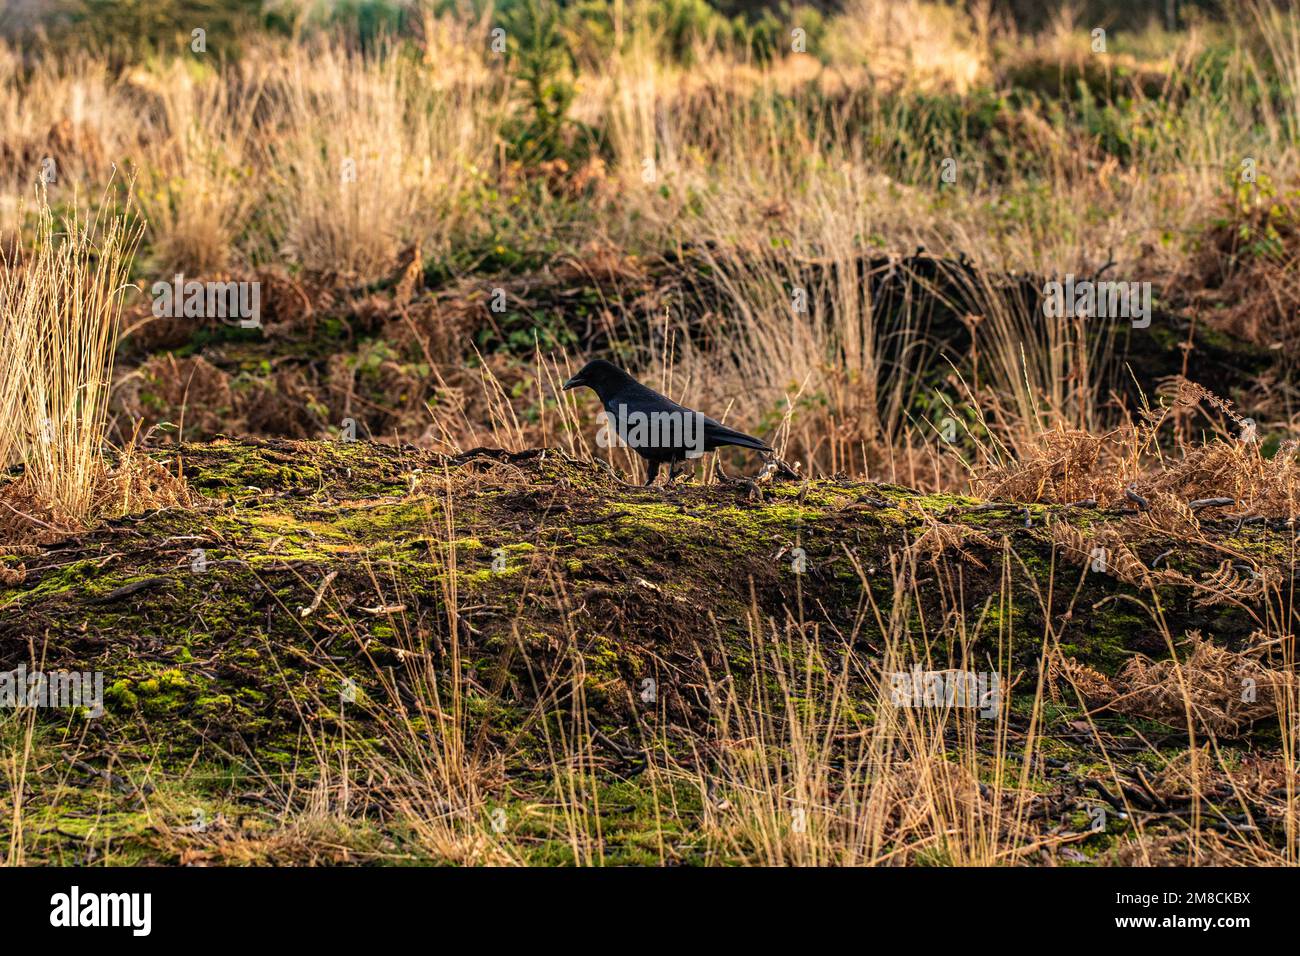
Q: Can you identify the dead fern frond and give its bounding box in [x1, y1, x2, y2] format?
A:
[1070, 631, 1296, 736]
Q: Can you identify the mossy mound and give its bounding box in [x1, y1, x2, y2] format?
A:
[1, 438, 1294, 863]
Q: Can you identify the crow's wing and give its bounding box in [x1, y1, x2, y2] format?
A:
[604, 387, 693, 454]
[605, 383, 698, 424]
[607, 384, 770, 453]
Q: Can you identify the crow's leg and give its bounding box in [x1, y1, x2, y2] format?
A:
[665, 460, 682, 485]
[644, 460, 660, 486]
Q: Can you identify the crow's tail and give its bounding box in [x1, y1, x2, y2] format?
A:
[708, 423, 772, 452]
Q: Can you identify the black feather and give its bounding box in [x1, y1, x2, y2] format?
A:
[563, 359, 771, 483]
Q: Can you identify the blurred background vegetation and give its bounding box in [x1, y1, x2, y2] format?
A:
[0, 1, 1244, 65]
[1, 0, 1297, 475]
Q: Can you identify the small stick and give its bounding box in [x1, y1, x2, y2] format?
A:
[1189, 497, 1235, 512]
[1124, 484, 1150, 512]
[299, 570, 339, 618]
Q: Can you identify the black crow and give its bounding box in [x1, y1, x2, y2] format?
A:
[562, 359, 771, 485]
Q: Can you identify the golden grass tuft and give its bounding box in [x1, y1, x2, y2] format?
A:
[0, 195, 187, 537]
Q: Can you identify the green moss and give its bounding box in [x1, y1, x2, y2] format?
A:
[1058, 608, 1148, 674]
[4, 437, 1292, 865]
[463, 565, 522, 585]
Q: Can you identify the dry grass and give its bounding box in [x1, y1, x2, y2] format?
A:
[691, 613, 1046, 866]
[0, 196, 142, 529]
[135, 59, 267, 275]
[263, 39, 502, 280]
[0, 705, 38, 866]
[974, 379, 1300, 517]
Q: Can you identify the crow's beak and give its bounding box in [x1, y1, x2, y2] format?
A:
[562, 375, 582, 391]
